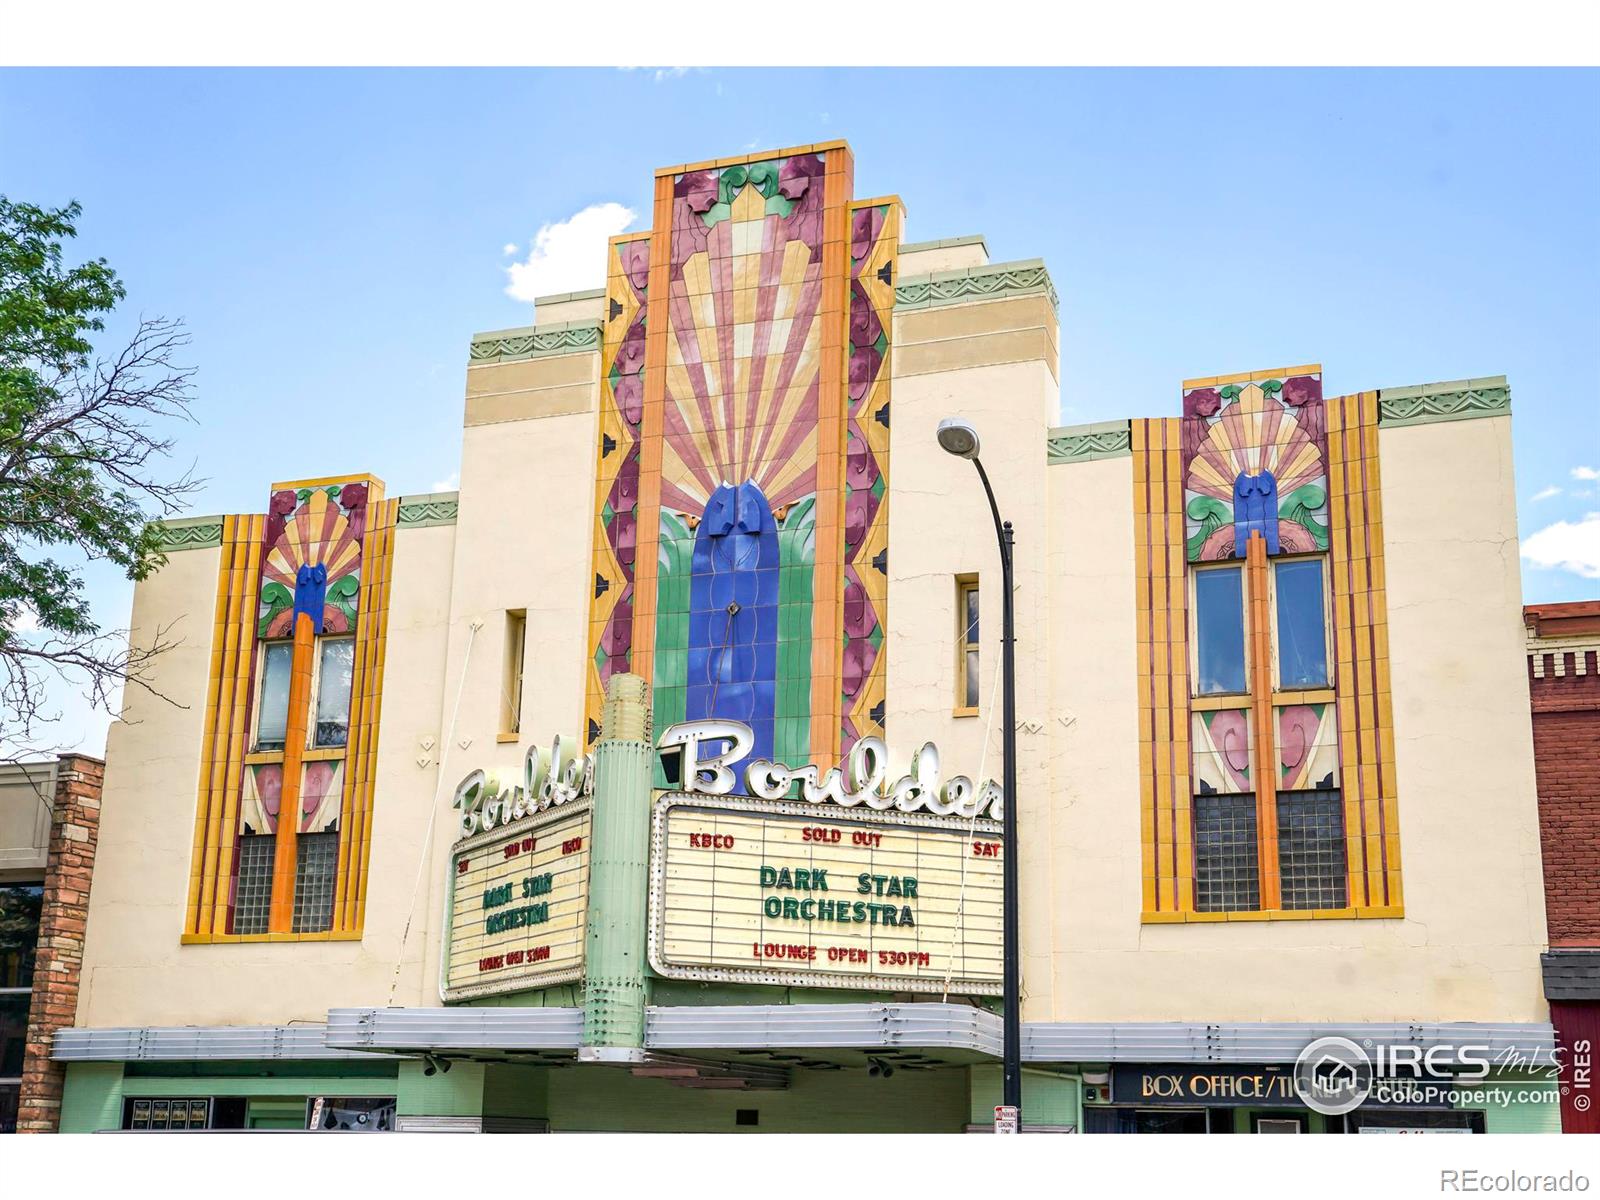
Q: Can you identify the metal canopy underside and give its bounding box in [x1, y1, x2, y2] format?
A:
[51, 1024, 383, 1062]
[56, 1011, 1559, 1073]
[645, 1003, 1000, 1069]
[322, 1006, 582, 1064]
[1024, 1021, 1559, 1066]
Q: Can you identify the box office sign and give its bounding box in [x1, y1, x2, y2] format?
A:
[648, 792, 1004, 995]
[442, 736, 595, 1002]
[1112, 1064, 1302, 1108]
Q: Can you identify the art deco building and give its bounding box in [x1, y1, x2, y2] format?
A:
[40, 143, 1556, 1134]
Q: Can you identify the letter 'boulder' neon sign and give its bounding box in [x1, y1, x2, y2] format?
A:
[654, 719, 1003, 819]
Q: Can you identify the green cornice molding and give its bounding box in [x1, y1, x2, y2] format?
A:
[895, 258, 1059, 315]
[396, 491, 459, 528]
[149, 515, 224, 552]
[468, 320, 602, 365]
[1378, 375, 1510, 428]
[1047, 419, 1132, 465]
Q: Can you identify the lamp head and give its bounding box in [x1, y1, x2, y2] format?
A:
[936, 417, 981, 460]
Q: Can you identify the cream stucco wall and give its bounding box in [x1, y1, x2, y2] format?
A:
[1036, 414, 1549, 1024]
[77, 522, 458, 1026]
[889, 293, 1059, 1017]
[411, 352, 601, 1003]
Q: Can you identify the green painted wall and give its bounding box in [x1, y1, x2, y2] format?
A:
[968, 1065, 1082, 1129]
[60, 1063, 125, 1133]
[398, 1060, 486, 1117]
[484, 1063, 549, 1119]
[58, 1060, 399, 1132]
[546, 1063, 968, 1132]
[1455, 1073, 1562, 1134]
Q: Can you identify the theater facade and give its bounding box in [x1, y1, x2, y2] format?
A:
[41, 142, 1560, 1133]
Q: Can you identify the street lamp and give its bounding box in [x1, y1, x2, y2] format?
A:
[936, 417, 1022, 1131]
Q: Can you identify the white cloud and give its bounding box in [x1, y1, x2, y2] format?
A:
[1522, 512, 1600, 580]
[505, 203, 637, 304]
[1572, 466, 1600, 481]
[431, 472, 460, 493]
[1530, 485, 1563, 502]
[501, 243, 518, 256]
[10, 602, 40, 635]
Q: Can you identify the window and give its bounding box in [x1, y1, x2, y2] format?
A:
[1193, 566, 1247, 695]
[1277, 789, 1348, 910]
[254, 642, 294, 751]
[312, 638, 355, 748]
[1193, 794, 1260, 912]
[502, 611, 527, 736]
[232, 835, 276, 935]
[955, 577, 979, 713]
[307, 1096, 396, 1132]
[1273, 558, 1329, 688]
[0, 883, 42, 1134]
[292, 830, 338, 933]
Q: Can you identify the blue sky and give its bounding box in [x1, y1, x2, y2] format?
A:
[1, 67, 1596, 752]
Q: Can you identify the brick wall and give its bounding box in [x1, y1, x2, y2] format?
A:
[1527, 648, 1600, 947]
[16, 755, 104, 1134]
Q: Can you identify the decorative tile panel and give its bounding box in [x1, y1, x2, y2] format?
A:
[842, 198, 899, 752]
[1181, 366, 1329, 563]
[627, 144, 857, 774]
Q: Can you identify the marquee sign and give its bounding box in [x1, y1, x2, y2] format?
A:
[648, 718, 1005, 995]
[441, 734, 594, 1002]
[649, 794, 1002, 994]
[656, 718, 1004, 818]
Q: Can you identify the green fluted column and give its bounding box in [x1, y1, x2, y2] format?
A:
[582, 673, 654, 1049]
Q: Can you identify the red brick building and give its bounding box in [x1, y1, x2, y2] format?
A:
[1526, 601, 1600, 1134]
[0, 755, 104, 1134]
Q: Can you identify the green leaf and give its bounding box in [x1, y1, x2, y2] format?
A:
[1185, 495, 1231, 560]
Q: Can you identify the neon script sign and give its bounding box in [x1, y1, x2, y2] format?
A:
[655, 719, 1003, 819]
[452, 734, 595, 838]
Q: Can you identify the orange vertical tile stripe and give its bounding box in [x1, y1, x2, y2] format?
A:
[807, 145, 853, 765]
[268, 611, 315, 932]
[630, 175, 675, 684]
[1247, 534, 1281, 910]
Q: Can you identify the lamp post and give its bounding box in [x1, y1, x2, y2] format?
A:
[936, 417, 1021, 1130]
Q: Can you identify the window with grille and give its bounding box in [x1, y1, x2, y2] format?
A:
[1194, 793, 1261, 912]
[292, 831, 339, 933]
[232, 834, 276, 935]
[1277, 789, 1348, 910]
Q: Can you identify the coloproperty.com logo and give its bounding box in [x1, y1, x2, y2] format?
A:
[1291, 1037, 1557, 1116]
